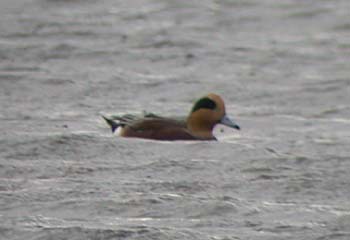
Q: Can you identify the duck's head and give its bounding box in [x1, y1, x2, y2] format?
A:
[187, 93, 240, 139]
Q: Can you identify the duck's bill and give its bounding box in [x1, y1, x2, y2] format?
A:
[220, 115, 240, 130]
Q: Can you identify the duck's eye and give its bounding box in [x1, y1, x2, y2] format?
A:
[191, 97, 217, 112]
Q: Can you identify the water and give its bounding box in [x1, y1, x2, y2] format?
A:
[1, 0, 350, 239]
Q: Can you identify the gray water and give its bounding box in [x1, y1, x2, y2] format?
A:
[1, 0, 350, 239]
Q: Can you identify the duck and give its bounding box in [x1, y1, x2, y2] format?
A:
[102, 93, 240, 141]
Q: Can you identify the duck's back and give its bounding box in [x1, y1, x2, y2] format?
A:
[118, 116, 199, 140]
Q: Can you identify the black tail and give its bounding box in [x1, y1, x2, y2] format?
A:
[102, 116, 120, 133]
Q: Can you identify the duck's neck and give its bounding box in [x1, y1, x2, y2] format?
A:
[187, 116, 215, 140]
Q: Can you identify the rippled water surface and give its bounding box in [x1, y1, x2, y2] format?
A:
[1, 0, 350, 239]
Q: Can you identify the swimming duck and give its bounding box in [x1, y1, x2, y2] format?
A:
[102, 93, 240, 141]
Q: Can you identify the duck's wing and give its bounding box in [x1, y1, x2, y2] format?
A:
[103, 113, 199, 140]
[122, 118, 197, 140]
[109, 113, 187, 127]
